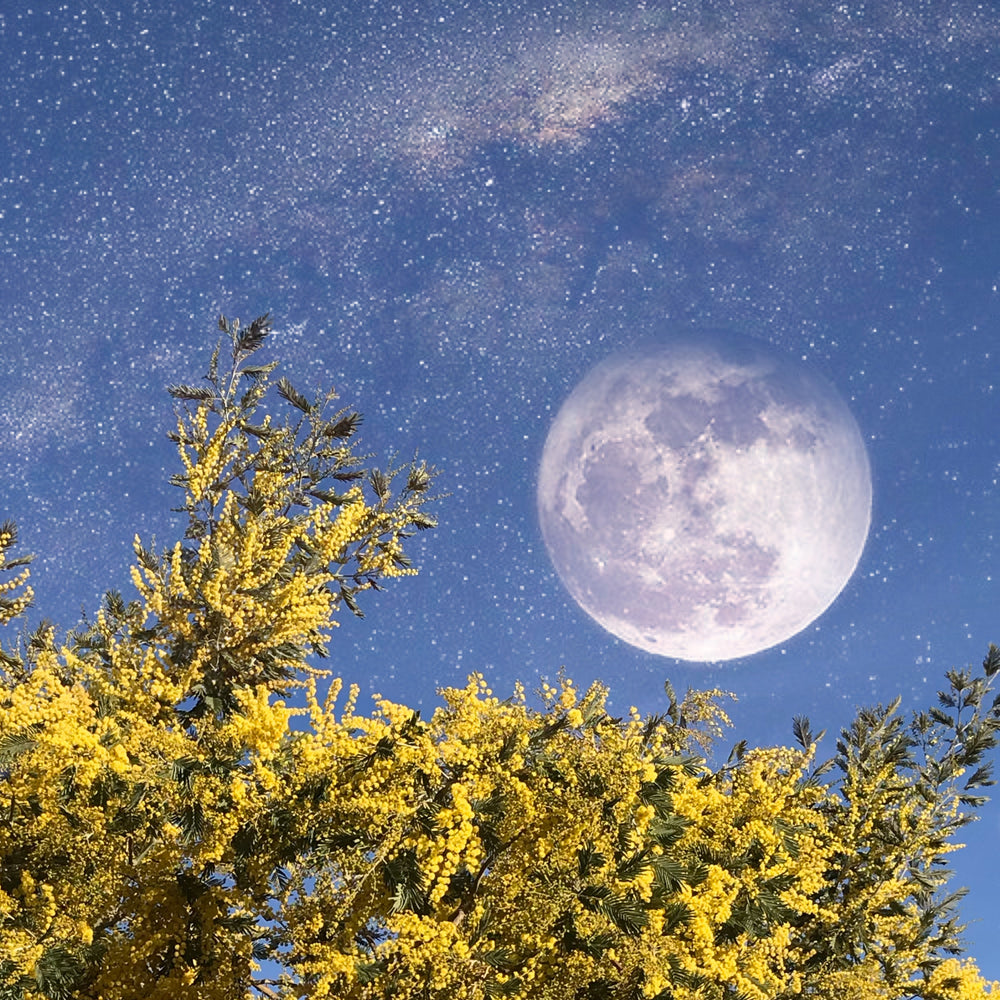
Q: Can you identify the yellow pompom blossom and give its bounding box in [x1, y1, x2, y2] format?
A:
[1, 320, 998, 1000]
[0, 522, 33, 625]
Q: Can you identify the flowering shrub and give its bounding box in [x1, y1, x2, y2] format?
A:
[1, 319, 997, 999]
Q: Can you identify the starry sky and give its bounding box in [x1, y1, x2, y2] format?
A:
[3, 0, 999, 977]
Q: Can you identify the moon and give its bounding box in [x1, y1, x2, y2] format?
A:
[537, 333, 872, 662]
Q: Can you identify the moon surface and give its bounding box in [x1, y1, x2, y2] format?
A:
[537, 333, 872, 662]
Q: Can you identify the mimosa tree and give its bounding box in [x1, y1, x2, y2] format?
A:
[1, 317, 997, 999]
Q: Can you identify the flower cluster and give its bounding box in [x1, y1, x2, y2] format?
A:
[0, 522, 32, 626]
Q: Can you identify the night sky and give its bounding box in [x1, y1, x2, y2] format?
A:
[3, 0, 999, 977]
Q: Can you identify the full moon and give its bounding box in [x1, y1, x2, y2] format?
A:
[537, 333, 872, 661]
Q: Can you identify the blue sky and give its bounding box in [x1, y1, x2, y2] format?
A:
[3, 0, 999, 982]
